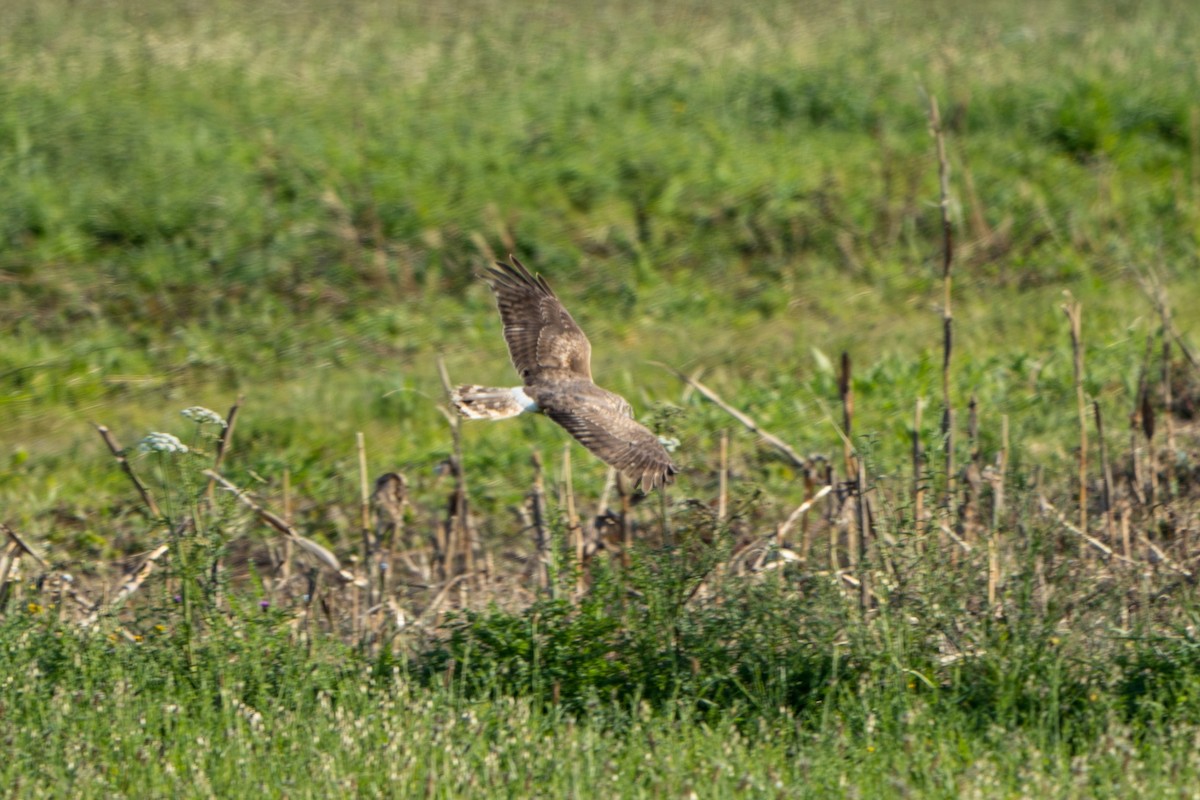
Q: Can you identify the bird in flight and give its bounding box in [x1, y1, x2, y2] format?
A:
[451, 256, 678, 492]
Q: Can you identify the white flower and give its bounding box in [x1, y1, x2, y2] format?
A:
[137, 432, 189, 454]
[181, 406, 227, 427]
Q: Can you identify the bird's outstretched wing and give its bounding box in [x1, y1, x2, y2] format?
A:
[485, 256, 592, 385]
[543, 404, 677, 492]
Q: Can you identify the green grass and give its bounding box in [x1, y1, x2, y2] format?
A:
[3, 0, 1200, 795]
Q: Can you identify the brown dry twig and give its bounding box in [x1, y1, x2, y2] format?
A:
[1, 522, 48, 569]
[204, 469, 363, 586]
[204, 395, 244, 501]
[80, 541, 171, 628]
[95, 424, 163, 519]
[658, 364, 806, 468]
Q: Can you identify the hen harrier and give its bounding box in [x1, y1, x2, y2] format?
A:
[450, 256, 678, 492]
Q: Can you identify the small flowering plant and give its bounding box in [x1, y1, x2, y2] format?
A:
[128, 405, 235, 648]
[134, 406, 228, 463]
[181, 406, 228, 428]
[137, 432, 190, 454]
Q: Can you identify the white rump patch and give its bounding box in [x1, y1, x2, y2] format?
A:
[509, 387, 539, 413]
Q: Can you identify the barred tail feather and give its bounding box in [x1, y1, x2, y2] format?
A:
[450, 385, 538, 420]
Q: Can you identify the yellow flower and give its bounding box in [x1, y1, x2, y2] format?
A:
[27, 602, 42, 614]
[154, 625, 166, 633]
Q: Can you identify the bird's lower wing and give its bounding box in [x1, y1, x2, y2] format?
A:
[543, 407, 677, 492]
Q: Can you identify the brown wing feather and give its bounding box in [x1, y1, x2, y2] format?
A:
[485, 257, 592, 384]
[543, 404, 677, 492]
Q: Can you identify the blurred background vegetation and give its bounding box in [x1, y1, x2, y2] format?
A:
[4, 0, 1198, 552]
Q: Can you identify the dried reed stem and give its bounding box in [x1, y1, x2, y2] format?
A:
[660, 365, 806, 468]
[281, 468, 293, 592]
[717, 430, 729, 523]
[927, 95, 956, 513]
[0, 541, 21, 609]
[839, 352, 855, 477]
[617, 473, 633, 570]
[437, 357, 473, 584]
[81, 541, 171, 628]
[839, 351, 861, 583]
[95, 424, 163, 519]
[963, 394, 981, 544]
[776, 484, 834, 542]
[560, 443, 584, 598]
[1038, 496, 1126, 563]
[204, 469, 359, 585]
[204, 394, 244, 502]
[1161, 304, 1176, 499]
[529, 451, 551, 591]
[1061, 296, 1088, 539]
[912, 398, 925, 541]
[1, 522, 48, 569]
[1093, 402, 1116, 547]
[986, 415, 1009, 609]
[356, 432, 377, 607]
[370, 472, 406, 602]
[855, 457, 872, 613]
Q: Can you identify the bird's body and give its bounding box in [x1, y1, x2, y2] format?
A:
[451, 257, 677, 492]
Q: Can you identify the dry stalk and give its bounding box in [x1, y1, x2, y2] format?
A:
[418, 573, 474, 628]
[1094, 401, 1117, 548]
[962, 394, 981, 544]
[855, 457, 872, 613]
[596, 466, 617, 518]
[1136, 527, 1194, 579]
[1119, 501, 1133, 563]
[717, 430, 729, 523]
[371, 472, 408, 601]
[927, 94, 956, 514]
[840, 352, 860, 582]
[659, 364, 806, 468]
[912, 398, 925, 542]
[839, 352, 855, 477]
[204, 394, 244, 502]
[356, 432, 378, 607]
[1061, 295, 1089, 541]
[1, 522, 48, 569]
[529, 451, 551, 591]
[1129, 349, 1150, 507]
[560, 443, 584, 598]
[618, 473, 633, 570]
[1161, 304, 1176, 499]
[203, 469, 361, 586]
[987, 415, 1009, 609]
[437, 356, 473, 585]
[776, 484, 834, 543]
[95, 424, 163, 519]
[0, 541, 20, 608]
[937, 522, 972, 554]
[80, 540, 172, 628]
[1037, 496, 1131, 564]
[280, 468, 293, 594]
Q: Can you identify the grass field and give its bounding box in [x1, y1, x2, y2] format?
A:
[4, 0, 1200, 796]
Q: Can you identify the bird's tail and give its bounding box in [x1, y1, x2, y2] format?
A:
[449, 385, 539, 420]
